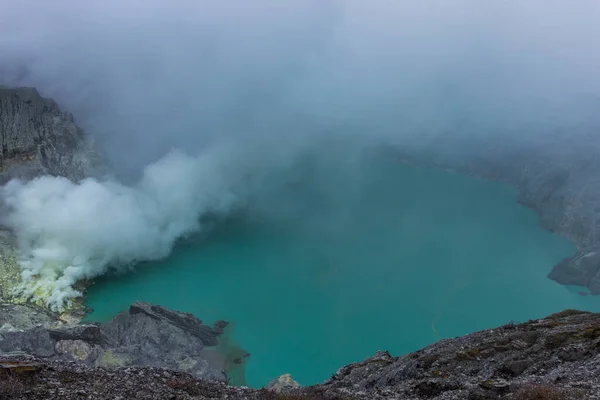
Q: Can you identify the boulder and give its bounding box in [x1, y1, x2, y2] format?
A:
[266, 373, 301, 393]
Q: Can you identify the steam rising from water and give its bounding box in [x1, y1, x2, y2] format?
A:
[1, 148, 246, 308]
[1, 1, 600, 308]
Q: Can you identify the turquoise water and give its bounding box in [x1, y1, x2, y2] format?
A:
[84, 157, 600, 387]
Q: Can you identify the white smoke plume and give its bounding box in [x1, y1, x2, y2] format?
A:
[1, 0, 600, 309]
[1, 147, 248, 309]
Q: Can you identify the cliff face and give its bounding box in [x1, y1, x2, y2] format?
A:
[0, 87, 101, 183]
[395, 129, 600, 294]
[1, 308, 600, 399]
[0, 87, 103, 309]
[473, 137, 600, 294]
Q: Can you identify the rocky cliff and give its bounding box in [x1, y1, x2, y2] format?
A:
[2, 307, 600, 399]
[0, 87, 101, 309]
[394, 128, 600, 294]
[0, 87, 101, 183]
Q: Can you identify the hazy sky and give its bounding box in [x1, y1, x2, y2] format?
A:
[2, 1, 600, 175]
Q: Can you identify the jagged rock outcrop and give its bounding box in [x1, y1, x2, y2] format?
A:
[0, 86, 101, 183]
[3, 309, 600, 399]
[0, 302, 229, 382]
[266, 373, 301, 393]
[549, 251, 600, 294]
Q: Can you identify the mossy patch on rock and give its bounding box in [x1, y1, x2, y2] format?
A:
[97, 350, 130, 368]
[544, 332, 574, 349]
[0, 232, 88, 321]
[455, 348, 481, 361]
[0, 234, 24, 302]
[579, 325, 600, 339]
[514, 384, 587, 400]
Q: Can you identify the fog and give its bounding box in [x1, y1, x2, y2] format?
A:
[3, 1, 599, 170]
[1, 0, 600, 309]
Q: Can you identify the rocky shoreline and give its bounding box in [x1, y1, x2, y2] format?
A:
[3, 309, 600, 399]
[390, 128, 600, 294]
[1, 302, 232, 383]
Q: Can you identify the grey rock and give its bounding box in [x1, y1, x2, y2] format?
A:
[305, 310, 600, 398]
[48, 324, 107, 345]
[0, 302, 230, 382]
[0, 323, 17, 333]
[54, 339, 95, 361]
[126, 301, 222, 346]
[100, 302, 227, 381]
[558, 344, 590, 362]
[498, 360, 530, 377]
[0, 326, 56, 357]
[0, 88, 104, 310]
[213, 320, 229, 335]
[2, 309, 599, 399]
[415, 378, 461, 397]
[548, 250, 600, 293]
[0, 87, 101, 183]
[266, 373, 301, 392]
[479, 378, 509, 392]
[0, 304, 55, 330]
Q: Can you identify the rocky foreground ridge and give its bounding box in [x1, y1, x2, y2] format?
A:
[2, 308, 600, 399]
[0, 302, 232, 383]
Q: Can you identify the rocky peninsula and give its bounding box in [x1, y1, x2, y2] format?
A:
[2, 87, 600, 398]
